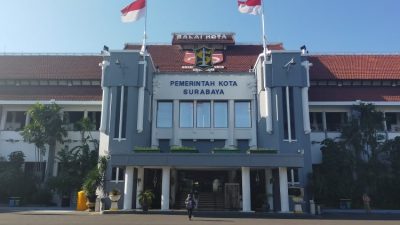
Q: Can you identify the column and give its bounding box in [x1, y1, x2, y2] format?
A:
[170, 169, 178, 206]
[172, 100, 180, 146]
[249, 99, 257, 149]
[123, 166, 134, 210]
[265, 169, 274, 211]
[136, 167, 144, 209]
[25, 112, 30, 127]
[0, 109, 7, 130]
[266, 87, 273, 133]
[278, 167, 289, 212]
[161, 167, 171, 211]
[99, 59, 110, 133]
[301, 60, 312, 134]
[151, 99, 159, 147]
[99, 87, 109, 132]
[302, 87, 311, 134]
[241, 167, 251, 212]
[227, 100, 235, 148]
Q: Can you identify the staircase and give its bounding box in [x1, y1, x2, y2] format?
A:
[175, 192, 225, 210]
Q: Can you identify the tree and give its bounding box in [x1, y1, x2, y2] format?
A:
[0, 151, 37, 203]
[21, 103, 66, 181]
[47, 118, 99, 197]
[314, 103, 392, 207]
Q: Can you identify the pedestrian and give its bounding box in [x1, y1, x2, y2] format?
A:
[185, 193, 196, 220]
[362, 193, 371, 213]
[193, 189, 199, 209]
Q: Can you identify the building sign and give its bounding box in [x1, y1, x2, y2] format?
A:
[154, 75, 255, 100]
[176, 34, 229, 41]
[184, 52, 223, 65]
[194, 47, 213, 69]
[170, 80, 238, 95]
[172, 33, 235, 45]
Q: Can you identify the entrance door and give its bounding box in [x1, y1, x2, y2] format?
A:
[175, 170, 234, 210]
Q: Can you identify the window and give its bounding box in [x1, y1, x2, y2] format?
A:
[114, 86, 128, 139]
[326, 112, 347, 132]
[287, 168, 299, 186]
[5, 111, 26, 131]
[157, 102, 173, 128]
[196, 101, 210, 128]
[235, 101, 251, 128]
[310, 112, 323, 132]
[25, 162, 46, 181]
[64, 111, 84, 131]
[386, 112, 400, 132]
[87, 111, 101, 130]
[214, 101, 228, 128]
[282, 87, 296, 140]
[111, 167, 125, 182]
[180, 102, 193, 128]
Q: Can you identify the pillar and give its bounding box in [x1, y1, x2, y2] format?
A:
[99, 59, 110, 133]
[249, 99, 257, 148]
[278, 167, 289, 212]
[0, 108, 7, 130]
[123, 166, 134, 210]
[161, 167, 171, 211]
[136, 167, 144, 209]
[170, 169, 177, 206]
[241, 167, 251, 212]
[227, 100, 235, 148]
[99, 87, 109, 132]
[172, 100, 180, 146]
[302, 87, 311, 134]
[265, 169, 274, 211]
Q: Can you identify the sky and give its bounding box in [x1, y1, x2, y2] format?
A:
[1, 0, 399, 54]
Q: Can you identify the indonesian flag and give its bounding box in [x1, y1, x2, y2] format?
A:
[238, 0, 262, 15]
[121, 0, 146, 23]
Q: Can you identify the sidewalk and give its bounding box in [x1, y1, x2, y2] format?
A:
[1, 206, 400, 219]
[0, 206, 90, 215]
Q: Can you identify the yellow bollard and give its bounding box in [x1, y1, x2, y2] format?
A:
[76, 191, 88, 211]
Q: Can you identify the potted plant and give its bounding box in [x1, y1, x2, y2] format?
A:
[108, 188, 121, 210]
[137, 190, 155, 212]
[81, 157, 107, 212]
[82, 168, 102, 211]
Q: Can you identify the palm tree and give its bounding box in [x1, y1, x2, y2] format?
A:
[21, 103, 66, 181]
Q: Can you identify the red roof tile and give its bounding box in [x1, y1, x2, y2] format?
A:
[125, 44, 284, 73]
[309, 55, 400, 80]
[0, 55, 102, 80]
[0, 86, 102, 101]
[309, 86, 400, 102]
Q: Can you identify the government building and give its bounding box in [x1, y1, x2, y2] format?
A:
[0, 33, 399, 212]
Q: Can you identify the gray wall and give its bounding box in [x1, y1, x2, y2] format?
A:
[256, 51, 313, 188]
[103, 51, 154, 155]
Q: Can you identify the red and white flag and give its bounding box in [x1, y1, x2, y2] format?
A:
[121, 0, 146, 23]
[238, 0, 262, 15]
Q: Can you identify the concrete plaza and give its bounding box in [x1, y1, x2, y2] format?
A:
[0, 210, 399, 225]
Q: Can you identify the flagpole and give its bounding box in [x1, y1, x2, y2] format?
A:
[137, 0, 147, 133]
[143, 0, 147, 54]
[260, 0, 268, 54]
[260, 0, 272, 133]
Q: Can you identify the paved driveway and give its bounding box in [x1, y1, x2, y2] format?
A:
[0, 211, 399, 225]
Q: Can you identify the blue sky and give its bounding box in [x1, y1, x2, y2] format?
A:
[1, 0, 399, 54]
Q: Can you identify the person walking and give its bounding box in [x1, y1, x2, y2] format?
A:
[185, 193, 196, 220]
[362, 193, 371, 213]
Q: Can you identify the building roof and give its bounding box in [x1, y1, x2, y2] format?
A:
[0, 47, 399, 102]
[309, 55, 400, 80]
[0, 86, 102, 101]
[125, 44, 284, 73]
[0, 55, 102, 80]
[309, 86, 400, 102]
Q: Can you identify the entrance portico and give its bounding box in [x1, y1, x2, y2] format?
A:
[121, 166, 291, 212]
